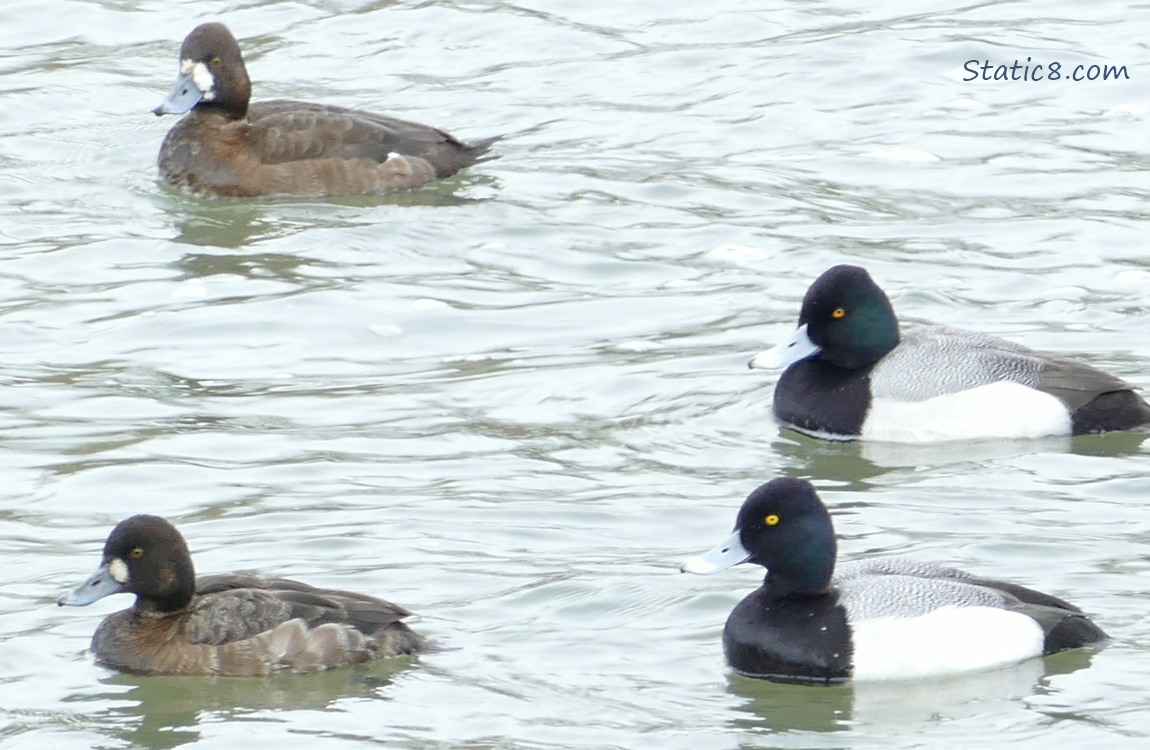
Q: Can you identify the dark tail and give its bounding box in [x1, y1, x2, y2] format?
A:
[463, 134, 503, 164]
[1043, 613, 1109, 655]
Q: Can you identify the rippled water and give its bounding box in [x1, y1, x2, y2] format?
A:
[2, 0, 1149, 747]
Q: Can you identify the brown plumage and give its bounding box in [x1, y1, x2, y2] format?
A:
[58, 515, 426, 676]
[154, 22, 500, 197]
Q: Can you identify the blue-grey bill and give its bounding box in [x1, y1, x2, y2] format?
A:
[748, 324, 821, 369]
[153, 72, 204, 116]
[58, 562, 124, 606]
[680, 530, 751, 575]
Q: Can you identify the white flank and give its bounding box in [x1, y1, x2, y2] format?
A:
[849, 605, 1044, 681]
[191, 62, 216, 100]
[108, 557, 129, 584]
[862, 381, 1071, 443]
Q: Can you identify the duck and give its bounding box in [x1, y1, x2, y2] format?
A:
[749, 264, 1150, 442]
[58, 514, 425, 676]
[153, 22, 500, 197]
[681, 477, 1108, 684]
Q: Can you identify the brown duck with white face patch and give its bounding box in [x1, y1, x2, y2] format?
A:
[153, 22, 500, 197]
[58, 514, 426, 676]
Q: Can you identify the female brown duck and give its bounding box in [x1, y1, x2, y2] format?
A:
[154, 22, 500, 197]
[58, 515, 425, 676]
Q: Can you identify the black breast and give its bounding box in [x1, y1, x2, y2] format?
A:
[773, 360, 872, 438]
[722, 589, 852, 683]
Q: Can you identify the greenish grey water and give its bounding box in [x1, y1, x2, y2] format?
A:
[2, 0, 1149, 748]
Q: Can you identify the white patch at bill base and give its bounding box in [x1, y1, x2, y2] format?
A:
[191, 61, 216, 100]
[108, 557, 130, 584]
[848, 605, 1045, 681]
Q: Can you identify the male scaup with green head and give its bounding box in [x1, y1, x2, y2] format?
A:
[58, 514, 425, 676]
[153, 23, 500, 197]
[749, 264, 1150, 442]
[681, 478, 1107, 683]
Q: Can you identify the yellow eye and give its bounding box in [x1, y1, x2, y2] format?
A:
[211, 57, 221, 67]
[832, 308, 846, 319]
[130, 548, 144, 559]
[765, 514, 780, 526]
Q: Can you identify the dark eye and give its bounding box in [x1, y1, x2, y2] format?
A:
[130, 548, 144, 559]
